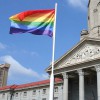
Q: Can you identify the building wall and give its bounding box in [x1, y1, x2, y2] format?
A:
[0, 75, 97, 100]
[0, 91, 10, 100]
[0, 83, 63, 100]
[88, 0, 100, 38]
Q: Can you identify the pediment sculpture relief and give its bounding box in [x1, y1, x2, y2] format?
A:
[65, 45, 100, 66]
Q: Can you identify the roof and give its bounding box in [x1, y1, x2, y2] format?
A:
[0, 78, 62, 91]
[0, 85, 17, 91]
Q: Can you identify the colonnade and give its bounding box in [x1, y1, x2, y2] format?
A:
[62, 65, 100, 100]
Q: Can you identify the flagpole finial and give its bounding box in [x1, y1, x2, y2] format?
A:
[55, 3, 57, 6]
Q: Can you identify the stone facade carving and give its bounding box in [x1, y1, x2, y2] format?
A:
[65, 45, 100, 66]
[62, 72, 68, 79]
[77, 69, 84, 76]
[95, 65, 100, 72]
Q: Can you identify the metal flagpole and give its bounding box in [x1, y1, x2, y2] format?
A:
[49, 3, 57, 100]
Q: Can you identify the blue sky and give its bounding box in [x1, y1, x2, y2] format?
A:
[0, 0, 88, 85]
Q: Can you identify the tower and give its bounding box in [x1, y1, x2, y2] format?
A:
[0, 63, 10, 87]
[88, 0, 100, 38]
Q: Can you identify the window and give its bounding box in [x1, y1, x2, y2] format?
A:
[42, 98, 46, 100]
[2, 93, 5, 98]
[42, 89, 46, 94]
[33, 90, 36, 95]
[15, 93, 18, 97]
[54, 87, 58, 92]
[54, 97, 58, 100]
[23, 92, 27, 96]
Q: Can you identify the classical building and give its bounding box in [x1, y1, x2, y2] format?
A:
[46, 0, 100, 100]
[0, 63, 10, 87]
[0, 0, 100, 100]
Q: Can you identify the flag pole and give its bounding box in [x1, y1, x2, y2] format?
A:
[49, 3, 57, 100]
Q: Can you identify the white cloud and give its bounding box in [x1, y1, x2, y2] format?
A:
[0, 42, 6, 49]
[68, 0, 88, 10]
[42, 73, 49, 79]
[0, 55, 48, 84]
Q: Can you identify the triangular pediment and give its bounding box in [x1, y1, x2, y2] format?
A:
[63, 43, 100, 66]
[46, 38, 100, 72]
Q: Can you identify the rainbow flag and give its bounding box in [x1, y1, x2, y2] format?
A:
[9, 9, 55, 37]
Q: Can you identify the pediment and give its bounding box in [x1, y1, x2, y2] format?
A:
[46, 38, 100, 72]
[63, 43, 100, 67]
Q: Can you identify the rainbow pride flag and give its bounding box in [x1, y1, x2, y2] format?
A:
[9, 9, 55, 37]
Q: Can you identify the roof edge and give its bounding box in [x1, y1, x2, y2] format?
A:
[46, 37, 100, 72]
[0, 78, 62, 91]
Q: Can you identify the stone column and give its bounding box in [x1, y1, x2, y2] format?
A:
[77, 69, 84, 100]
[62, 72, 68, 100]
[95, 65, 100, 100]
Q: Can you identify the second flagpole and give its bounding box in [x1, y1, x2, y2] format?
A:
[49, 3, 57, 100]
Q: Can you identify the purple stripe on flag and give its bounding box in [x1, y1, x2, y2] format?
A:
[10, 27, 53, 37]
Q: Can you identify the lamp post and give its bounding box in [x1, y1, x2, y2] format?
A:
[9, 85, 16, 100]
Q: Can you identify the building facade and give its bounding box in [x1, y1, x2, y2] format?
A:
[0, 63, 10, 87]
[1, 0, 100, 100]
[0, 79, 63, 100]
[46, 0, 100, 100]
